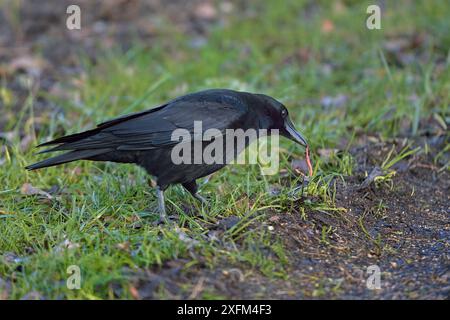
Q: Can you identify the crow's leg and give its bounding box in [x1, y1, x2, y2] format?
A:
[182, 181, 208, 205]
[152, 185, 172, 225]
[153, 186, 178, 225]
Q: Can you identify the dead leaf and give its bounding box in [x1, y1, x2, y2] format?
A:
[9, 55, 47, 77]
[333, 1, 346, 14]
[54, 239, 80, 253]
[20, 134, 34, 152]
[267, 184, 281, 196]
[269, 215, 280, 223]
[384, 38, 411, 52]
[116, 242, 130, 251]
[20, 183, 53, 200]
[174, 228, 200, 247]
[195, 2, 217, 20]
[321, 19, 334, 33]
[0, 209, 13, 215]
[291, 159, 309, 176]
[218, 216, 240, 230]
[358, 167, 383, 190]
[0, 87, 15, 107]
[129, 285, 140, 300]
[0, 277, 11, 299]
[206, 230, 221, 242]
[222, 268, 245, 282]
[2, 252, 28, 264]
[219, 2, 233, 13]
[320, 94, 348, 108]
[0, 131, 16, 143]
[318, 148, 339, 162]
[283, 48, 312, 65]
[384, 34, 425, 53]
[188, 276, 205, 299]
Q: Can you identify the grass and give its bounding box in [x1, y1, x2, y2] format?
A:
[0, 0, 449, 299]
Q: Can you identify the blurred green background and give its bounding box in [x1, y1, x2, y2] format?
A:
[0, 0, 448, 299]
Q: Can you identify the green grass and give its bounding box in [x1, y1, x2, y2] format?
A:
[0, 0, 449, 299]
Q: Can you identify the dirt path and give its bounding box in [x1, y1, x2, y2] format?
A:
[127, 140, 449, 299]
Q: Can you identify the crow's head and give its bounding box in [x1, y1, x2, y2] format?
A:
[255, 94, 308, 147]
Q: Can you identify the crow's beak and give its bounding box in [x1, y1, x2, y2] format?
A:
[283, 117, 308, 147]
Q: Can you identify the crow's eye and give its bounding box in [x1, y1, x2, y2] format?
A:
[280, 109, 288, 118]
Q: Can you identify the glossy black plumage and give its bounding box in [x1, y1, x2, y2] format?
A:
[26, 89, 308, 220]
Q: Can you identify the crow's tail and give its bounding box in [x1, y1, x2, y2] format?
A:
[25, 148, 111, 170]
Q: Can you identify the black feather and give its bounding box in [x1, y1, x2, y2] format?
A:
[26, 148, 112, 170]
[26, 89, 306, 193]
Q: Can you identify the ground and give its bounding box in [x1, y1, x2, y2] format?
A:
[0, 0, 448, 299]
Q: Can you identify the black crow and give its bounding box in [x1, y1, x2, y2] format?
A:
[26, 89, 309, 222]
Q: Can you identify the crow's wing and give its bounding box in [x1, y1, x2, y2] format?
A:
[113, 100, 249, 150]
[41, 99, 249, 152]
